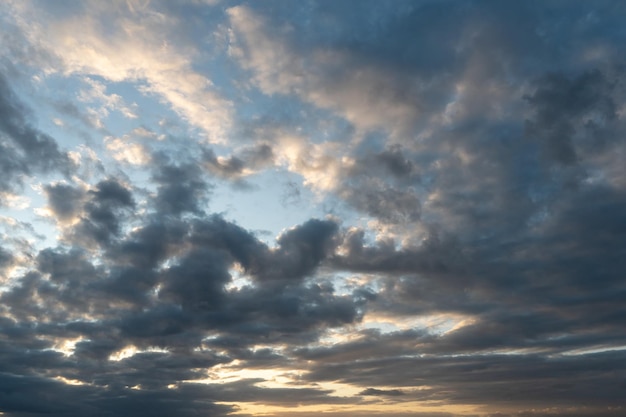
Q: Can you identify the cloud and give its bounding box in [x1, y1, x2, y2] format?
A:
[202, 143, 275, 180]
[264, 218, 340, 282]
[43, 183, 86, 222]
[0, 72, 75, 203]
[105, 136, 151, 166]
[0, 246, 14, 274]
[1, 1, 626, 417]
[6, 0, 232, 142]
[0, 371, 237, 417]
[52, 99, 102, 129]
[78, 76, 138, 120]
[524, 69, 618, 166]
[227, 4, 426, 137]
[151, 156, 210, 215]
[0, 209, 369, 415]
[359, 388, 405, 397]
[57, 178, 136, 248]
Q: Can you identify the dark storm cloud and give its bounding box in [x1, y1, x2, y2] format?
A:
[37, 248, 100, 287]
[318, 161, 626, 412]
[192, 216, 340, 283]
[3, 164, 616, 401]
[0, 72, 74, 202]
[312, 68, 625, 417]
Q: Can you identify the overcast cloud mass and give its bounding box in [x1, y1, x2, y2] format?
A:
[1, 1, 626, 416]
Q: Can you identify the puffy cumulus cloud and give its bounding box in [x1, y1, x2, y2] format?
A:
[0, 193, 368, 414]
[42, 178, 136, 249]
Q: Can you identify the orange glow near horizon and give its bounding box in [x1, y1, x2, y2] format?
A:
[219, 400, 483, 417]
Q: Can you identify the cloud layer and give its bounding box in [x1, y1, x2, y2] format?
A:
[1, 1, 626, 416]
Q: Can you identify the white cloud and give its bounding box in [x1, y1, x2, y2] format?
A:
[0, 192, 31, 210]
[104, 136, 151, 165]
[130, 126, 158, 139]
[250, 125, 348, 194]
[8, 0, 232, 143]
[78, 77, 138, 119]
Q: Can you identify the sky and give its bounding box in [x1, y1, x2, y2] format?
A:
[0, 0, 625, 416]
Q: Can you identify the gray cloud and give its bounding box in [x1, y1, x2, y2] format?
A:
[0, 246, 14, 272]
[64, 178, 135, 248]
[0, 72, 75, 202]
[525, 69, 618, 166]
[1, 1, 626, 417]
[44, 183, 85, 221]
[152, 156, 210, 216]
[359, 387, 405, 397]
